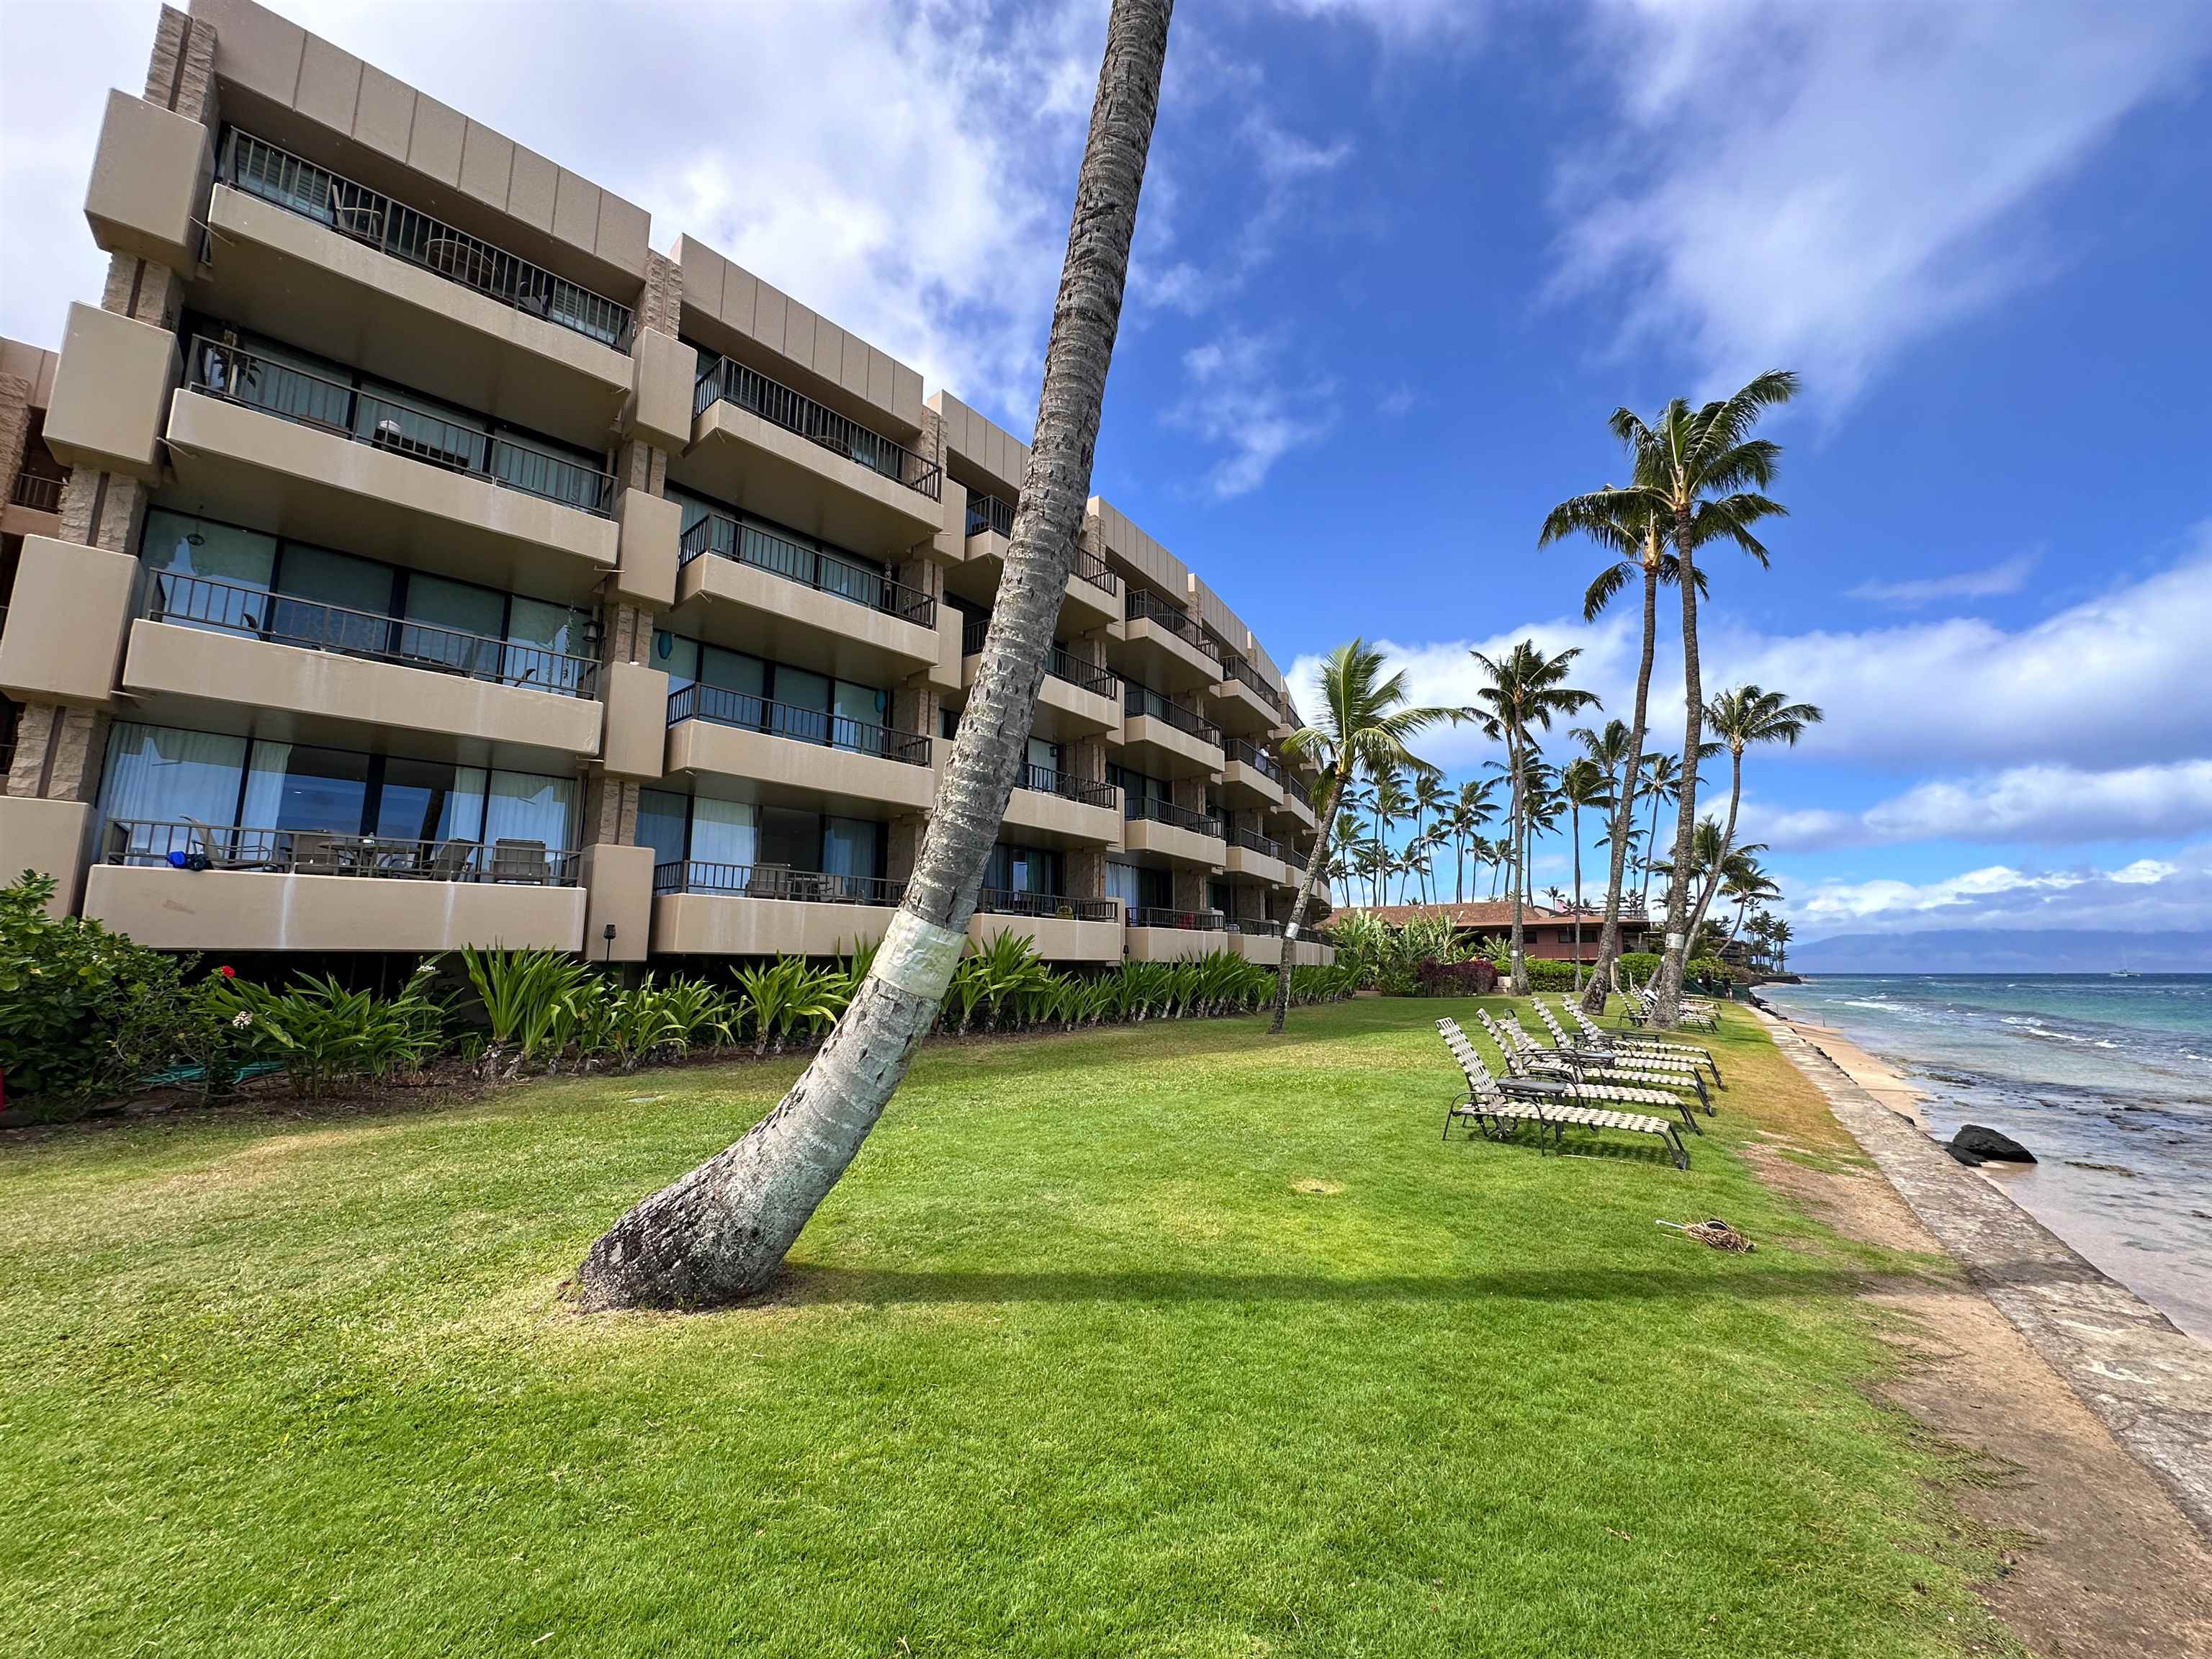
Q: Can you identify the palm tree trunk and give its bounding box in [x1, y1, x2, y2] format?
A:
[1654, 513, 1704, 1029]
[1570, 799, 1583, 992]
[1687, 748, 1745, 947]
[573, 0, 1173, 1310]
[1271, 766, 1347, 1035]
[1583, 564, 1657, 1013]
[1506, 733, 1529, 994]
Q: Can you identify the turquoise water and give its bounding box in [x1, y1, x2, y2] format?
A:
[1759, 975, 2212, 1341]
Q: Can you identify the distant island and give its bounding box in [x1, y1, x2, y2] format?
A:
[1791, 929, 2212, 974]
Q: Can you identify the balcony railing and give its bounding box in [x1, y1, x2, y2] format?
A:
[960, 619, 1118, 698]
[976, 889, 1120, 922]
[1230, 826, 1285, 862]
[221, 130, 634, 350]
[1124, 588, 1220, 662]
[10, 470, 62, 512]
[1128, 906, 1224, 931]
[680, 512, 935, 627]
[104, 819, 580, 884]
[1217, 654, 1285, 714]
[140, 570, 598, 698]
[666, 683, 932, 766]
[694, 355, 942, 502]
[1231, 918, 1285, 938]
[1222, 737, 1285, 785]
[652, 860, 907, 904]
[1123, 794, 1221, 838]
[1124, 685, 1223, 747]
[963, 493, 1120, 595]
[187, 337, 617, 517]
[1280, 842, 1308, 873]
[1015, 764, 1118, 809]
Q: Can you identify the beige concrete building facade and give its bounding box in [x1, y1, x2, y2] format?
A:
[0, 0, 1332, 968]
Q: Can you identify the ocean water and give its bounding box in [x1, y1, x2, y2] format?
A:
[1758, 974, 2212, 1342]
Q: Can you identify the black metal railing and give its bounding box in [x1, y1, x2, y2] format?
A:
[694, 355, 942, 502]
[1222, 737, 1284, 784]
[1280, 842, 1308, 873]
[666, 683, 932, 766]
[1231, 918, 1285, 938]
[680, 513, 935, 626]
[1123, 794, 1222, 838]
[959, 619, 1118, 698]
[652, 860, 907, 904]
[222, 130, 634, 350]
[187, 337, 616, 516]
[104, 819, 579, 884]
[10, 470, 61, 512]
[975, 889, 1119, 922]
[963, 493, 1120, 595]
[140, 570, 598, 697]
[1231, 826, 1285, 862]
[1124, 588, 1220, 662]
[1124, 684, 1223, 747]
[1015, 764, 1118, 809]
[1128, 906, 1224, 931]
[1218, 654, 1285, 713]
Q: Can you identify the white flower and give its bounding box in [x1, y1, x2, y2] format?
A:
[231, 1011, 253, 1028]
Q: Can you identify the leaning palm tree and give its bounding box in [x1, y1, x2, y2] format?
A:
[1586, 372, 1798, 1026]
[1541, 480, 1701, 1013]
[574, 0, 1176, 1310]
[1686, 684, 1822, 945]
[1466, 642, 1599, 994]
[1557, 754, 1614, 992]
[1270, 639, 1453, 1033]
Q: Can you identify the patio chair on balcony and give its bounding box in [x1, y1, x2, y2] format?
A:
[744, 864, 794, 900]
[289, 830, 341, 876]
[180, 816, 272, 872]
[491, 840, 550, 884]
[426, 838, 476, 882]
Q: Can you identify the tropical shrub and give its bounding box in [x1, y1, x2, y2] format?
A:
[1412, 958, 1499, 997]
[1524, 960, 1580, 992]
[216, 963, 446, 1096]
[1618, 952, 1661, 985]
[459, 946, 597, 1077]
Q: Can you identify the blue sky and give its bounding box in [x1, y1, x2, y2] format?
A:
[5, 0, 2210, 943]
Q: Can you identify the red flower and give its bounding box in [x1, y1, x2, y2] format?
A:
[219, 965, 236, 979]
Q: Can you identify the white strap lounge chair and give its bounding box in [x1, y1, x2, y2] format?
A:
[1535, 1002, 1715, 1111]
[1477, 1010, 1704, 1137]
[1558, 997, 1722, 1086]
[1436, 1017, 1689, 1169]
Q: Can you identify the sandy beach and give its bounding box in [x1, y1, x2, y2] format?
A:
[1771, 1015, 1930, 1129]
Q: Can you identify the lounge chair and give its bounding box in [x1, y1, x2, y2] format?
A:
[426, 838, 476, 881]
[180, 815, 272, 871]
[491, 839, 550, 884]
[1536, 1002, 1717, 1109]
[1477, 1009, 1704, 1138]
[1624, 983, 1719, 1033]
[1558, 997, 1722, 1086]
[289, 830, 341, 875]
[1437, 1017, 1689, 1169]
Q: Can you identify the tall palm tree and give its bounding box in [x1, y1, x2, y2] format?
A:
[1520, 760, 1563, 907]
[1636, 752, 1680, 912]
[1446, 777, 1496, 904]
[1271, 639, 1453, 1033]
[1583, 372, 1798, 1026]
[1467, 642, 1599, 994]
[1370, 766, 1411, 908]
[1541, 480, 1701, 1012]
[1687, 685, 1822, 945]
[1772, 917, 1794, 973]
[1557, 754, 1614, 992]
[574, 0, 1176, 1310]
[1408, 770, 1448, 904]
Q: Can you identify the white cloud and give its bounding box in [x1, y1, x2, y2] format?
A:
[1168, 331, 1337, 497]
[1787, 843, 2212, 933]
[1750, 761, 2212, 852]
[1849, 553, 2037, 608]
[1552, 1, 2212, 408]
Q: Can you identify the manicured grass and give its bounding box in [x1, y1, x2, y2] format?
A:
[0, 998, 2014, 1658]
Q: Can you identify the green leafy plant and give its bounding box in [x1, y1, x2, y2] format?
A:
[217, 963, 446, 1096]
[459, 947, 595, 1078]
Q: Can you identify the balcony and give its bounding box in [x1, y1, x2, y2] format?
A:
[1212, 652, 1286, 734]
[959, 617, 1120, 739]
[685, 354, 943, 560]
[120, 572, 602, 764]
[992, 763, 1123, 846]
[1120, 793, 1223, 867]
[670, 512, 940, 683]
[197, 132, 637, 445]
[972, 888, 1123, 963]
[1272, 779, 1318, 835]
[1220, 737, 1286, 809]
[1118, 588, 1221, 692]
[956, 493, 1121, 631]
[166, 339, 618, 599]
[650, 860, 904, 956]
[4, 469, 63, 540]
[1223, 920, 1334, 967]
[84, 819, 585, 953]
[662, 683, 937, 814]
[1125, 904, 1231, 961]
[1224, 824, 1290, 886]
[1119, 684, 1223, 778]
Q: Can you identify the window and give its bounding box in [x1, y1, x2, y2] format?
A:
[986, 842, 1061, 897]
[639, 788, 689, 872]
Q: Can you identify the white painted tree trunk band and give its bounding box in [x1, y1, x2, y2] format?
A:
[875, 909, 967, 1001]
[1665, 933, 1685, 951]
[1284, 922, 1300, 940]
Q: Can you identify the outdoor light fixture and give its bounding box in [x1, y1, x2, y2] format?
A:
[602, 922, 617, 963]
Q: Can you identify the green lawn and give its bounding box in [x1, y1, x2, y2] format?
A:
[0, 997, 2015, 1658]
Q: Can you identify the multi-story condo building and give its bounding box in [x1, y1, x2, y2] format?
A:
[0, 0, 1331, 974]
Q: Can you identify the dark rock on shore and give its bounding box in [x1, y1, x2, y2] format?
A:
[1952, 1124, 2037, 1164]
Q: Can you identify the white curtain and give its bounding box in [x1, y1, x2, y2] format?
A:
[482, 770, 575, 850]
[445, 768, 489, 843]
[240, 741, 291, 828]
[99, 724, 246, 827]
[688, 797, 757, 868]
